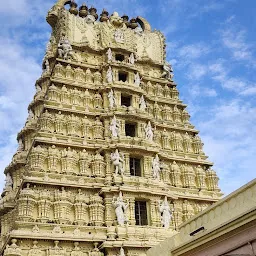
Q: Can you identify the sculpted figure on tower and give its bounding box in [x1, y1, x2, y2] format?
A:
[111, 149, 124, 175]
[152, 154, 161, 180]
[159, 196, 173, 229]
[110, 116, 120, 138]
[139, 95, 147, 111]
[107, 48, 113, 63]
[112, 192, 129, 226]
[106, 66, 113, 83]
[145, 121, 154, 141]
[108, 89, 116, 109]
[58, 37, 75, 60]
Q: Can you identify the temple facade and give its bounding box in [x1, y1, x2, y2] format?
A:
[0, 1, 222, 255]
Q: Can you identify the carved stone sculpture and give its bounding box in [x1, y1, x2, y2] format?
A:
[128, 53, 135, 64]
[107, 48, 113, 62]
[139, 95, 147, 111]
[152, 154, 161, 180]
[3, 239, 22, 256]
[134, 72, 141, 86]
[145, 121, 154, 141]
[119, 247, 125, 256]
[28, 241, 43, 256]
[108, 89, 116, 109]
[58, 37, 75, 60]
[161, 61, 173, 80]
[159, 196, 172, 229]
[112, 192, 129, 226]
[114, 29, 125, 43]
[106, 66, 113, 83]
[110, 116, 120, 138]
[111, 149, 124, 175]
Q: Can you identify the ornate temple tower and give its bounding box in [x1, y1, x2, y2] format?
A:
[0, 1, 222, 256]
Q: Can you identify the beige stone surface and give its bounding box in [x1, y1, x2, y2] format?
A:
[0, 1, 222, 255]
[147, 179, 256, 256]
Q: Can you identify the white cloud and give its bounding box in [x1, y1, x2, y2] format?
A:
[197, 99, 256, 195]
[178, 43, 209, 60]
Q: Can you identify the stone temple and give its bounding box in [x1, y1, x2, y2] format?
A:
[0, 1, 222, 255]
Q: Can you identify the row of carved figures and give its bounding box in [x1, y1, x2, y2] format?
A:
[37, 111, 197, 147]
[13, 185, 209, 228]
[21, 145, 219, 190]
[3, 239, 104, 256]
[47, 84, 179, 109]
[52, 63, 176, 98]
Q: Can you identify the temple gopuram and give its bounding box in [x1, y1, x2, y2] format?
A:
[0, 1, 222, 255]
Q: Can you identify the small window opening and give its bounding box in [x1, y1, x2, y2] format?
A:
[121, 95, 132, 107]
[130, 157, 141, 176]
[118, 72, 128, 82]
[135, 201, 148, 226]
[126, 123, 136, 137]
[116, 54, 125, 62]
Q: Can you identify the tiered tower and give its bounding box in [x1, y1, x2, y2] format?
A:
[0, 1, 222, 256]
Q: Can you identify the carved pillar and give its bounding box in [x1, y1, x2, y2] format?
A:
[91, 153, 106, 178]
[29, 146, 47, 172]
[120, 120, 125, 137]
[17, 184, 37, 222]
[104, 196, 114, 226]
[133, 95, 140, 109]
[53, 188, 72, 224]
[38, 190, 52, 223]
[89, 194, 104, 226]
[105, 153, 112, 185]
[74, 190, 89, 225]
[123, 153, 130, 176]
[129, 198, 136, 226]
[143, 156, 152, 178]
[150, 200, 157, 226]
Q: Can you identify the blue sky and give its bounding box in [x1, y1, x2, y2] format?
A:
[0, 0, 255, 195]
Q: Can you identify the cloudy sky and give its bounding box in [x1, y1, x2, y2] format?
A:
[0, 0, 255, 195]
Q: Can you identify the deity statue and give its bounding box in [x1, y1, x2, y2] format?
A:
[112, 192, 129, 226]
[114, 29, 125, 43]
[145, 121, 154, 141]
[108, 89, 116, 109]
[193, 135, 204, 154]
[111, 149, 124, 175]
[4, 173, 13, 192]
[183, 132, 193, 153]
[128, 53, 135, 65]
[152, 154, 161, 180]
[170, 161, 182, 187]
[106, 66, 113, 83]
[55, 111, 66, 135]
[109, 116, 120, 138]
[161, 61, 173, 80]
[58, 37, 75, 60]
[119, 247, 125, 256]
[139, 95, 147, 111]
[159, 196, 172, 229]
[134, 72, 141, 86]
[107, 48, 113, 63]
[48, 145, 60, 172]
